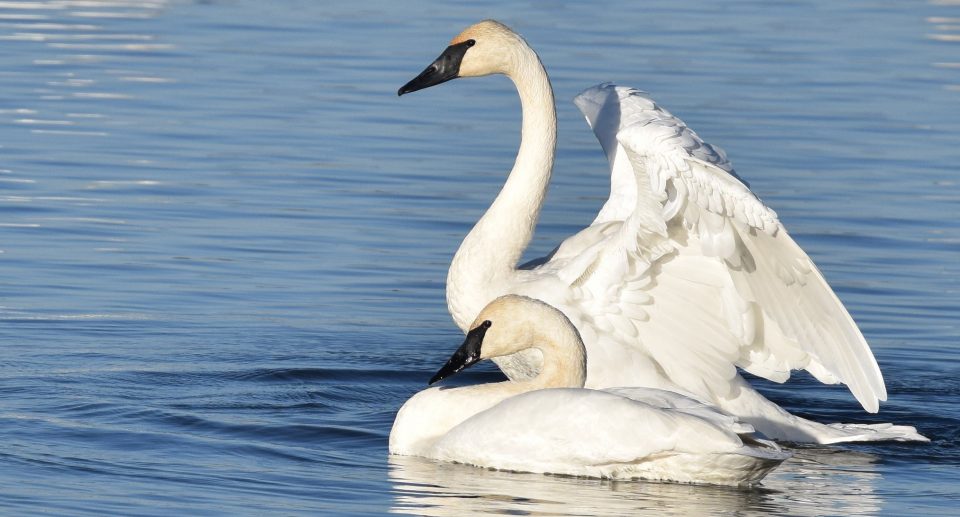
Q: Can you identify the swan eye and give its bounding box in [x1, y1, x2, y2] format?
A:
[481, 320, 492, 328]
[466, 39, 476, 47]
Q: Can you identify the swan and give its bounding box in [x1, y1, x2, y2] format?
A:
[390, 294, 790, 485]
[397, 20, 927, 444]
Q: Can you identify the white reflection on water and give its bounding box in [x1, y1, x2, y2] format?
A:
[0, 0, 172, 136]
[389, 446, 881, 516]
[927, 15, 960, 42]
[927, 1, 960, 93]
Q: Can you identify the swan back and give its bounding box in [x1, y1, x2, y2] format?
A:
[430, 387, 789, 485]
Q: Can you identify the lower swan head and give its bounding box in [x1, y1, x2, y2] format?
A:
[428, 295, 587, 388]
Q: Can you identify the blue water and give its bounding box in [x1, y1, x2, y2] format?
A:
[1, 0, 957, 515]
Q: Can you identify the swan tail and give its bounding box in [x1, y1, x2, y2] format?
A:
[819, 422, 930, 444]
[743, 415, 929, 444]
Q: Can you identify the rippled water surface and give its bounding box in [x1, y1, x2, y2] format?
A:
[1, 0, 958, 515]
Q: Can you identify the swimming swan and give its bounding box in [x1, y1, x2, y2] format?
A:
[389, 295, 790, 485]
[398, 20, 926, 444]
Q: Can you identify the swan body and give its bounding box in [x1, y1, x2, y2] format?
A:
[389, 295, 789, 485]
[398, 20, 927, 444]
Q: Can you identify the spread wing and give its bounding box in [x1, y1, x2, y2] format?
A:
[525, 83, 885, 412]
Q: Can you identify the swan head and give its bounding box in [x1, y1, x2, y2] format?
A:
[428, 295, 585, 386]
[398, 20, 527, 96]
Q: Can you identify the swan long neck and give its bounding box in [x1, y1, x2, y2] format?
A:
[447, 42, 557, 330]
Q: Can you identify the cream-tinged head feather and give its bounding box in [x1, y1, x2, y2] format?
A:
[469, 295, 587, 389]
[449, 19, 531, 78]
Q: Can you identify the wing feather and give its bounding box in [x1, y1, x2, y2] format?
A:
[562, 83, 886, 412]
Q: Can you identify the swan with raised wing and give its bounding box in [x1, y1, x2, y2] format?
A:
[397, 20, 926, 444]
[390, 295, 789, 485]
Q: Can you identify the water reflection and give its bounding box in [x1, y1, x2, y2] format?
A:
[927, 15, 960, 44]
[389, 446, 882, 516]
[927, 1, 960, 92]
[0, 0, 172, 137]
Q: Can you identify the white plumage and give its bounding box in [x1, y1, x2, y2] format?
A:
[400, 20, 926, 443]
[390, 295, 789, 485]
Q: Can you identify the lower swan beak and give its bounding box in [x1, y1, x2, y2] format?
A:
[428, 321, 490, 385]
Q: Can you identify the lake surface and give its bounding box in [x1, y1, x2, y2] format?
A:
[1, 0, 958, 515]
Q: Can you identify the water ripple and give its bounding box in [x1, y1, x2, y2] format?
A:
[0, 0, 957, 515]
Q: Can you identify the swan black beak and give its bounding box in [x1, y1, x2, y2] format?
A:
[428, 320, 491, 385]
[398, 40, 475, 96]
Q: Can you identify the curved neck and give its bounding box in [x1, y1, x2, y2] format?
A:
[447, 45, 557, 330]
[522, 322, 587, 390]
[483, 297, 588, 390]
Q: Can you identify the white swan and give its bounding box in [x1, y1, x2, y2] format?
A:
[398, 20, 927, 444]
[390, 295, 789, 485]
